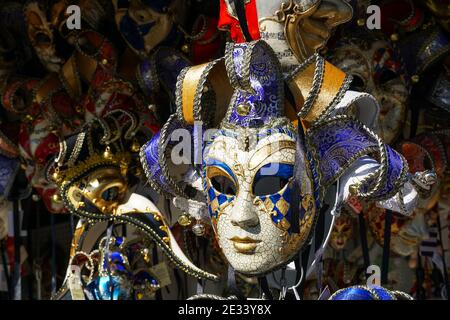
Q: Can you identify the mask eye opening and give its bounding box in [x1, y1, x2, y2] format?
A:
[209, 175, 237, 196]
[252, 163, 294, 197]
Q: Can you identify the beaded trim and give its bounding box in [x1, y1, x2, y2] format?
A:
[314, 73, 353, 124]
[175, 58, 224, 127]
[158, 114, 189, 198]
[139, 139, 172, 199]
[328, 285, 398, 300]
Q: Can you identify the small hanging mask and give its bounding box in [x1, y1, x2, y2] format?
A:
[112, 0, 181, 57]
[24, 1, 68, 72]
[328, 36, 409, 143]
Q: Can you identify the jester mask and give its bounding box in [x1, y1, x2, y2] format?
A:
[142, 39, 424, 277]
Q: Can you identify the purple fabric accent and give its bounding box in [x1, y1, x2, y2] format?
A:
[370, 145, 405, 198]
[138, 60, 158, 97]
[399, 27, 450, 76]
[155, 47, 190, 100]
[143, 132, 171, 194]
[308, 121, 378, 186]
[227, 43, 282, 128]
[0, 154, 19, 198]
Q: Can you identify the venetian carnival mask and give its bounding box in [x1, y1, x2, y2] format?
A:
[329, 36, 408, 143]
[204, 126, 315, 275]
[55, 112, 219, 282]
[200, 41, 317, 276]
[329, 213, 353, 251]
[112, 0, 183, 57]
[19, 113, 65, 213]
[218, 0, 352, 68]
[24, 1, 69, 72]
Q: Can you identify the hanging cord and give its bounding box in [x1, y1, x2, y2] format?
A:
[358, 213, 371, 270]
[258, 276, 273, 300]
[25, 198, 33, 299]
[381, 209, 393, 285]
[152, 243, 163, 300]
[436, 213, 450, 300]
[50, 212, 57, 296]
[103, 223, 114, 300]
[230, 0, 253, 42]
[70, 213, 75, 235]
[35, 200, 41, 300]
[195, 237, 204, 295]
[12, 200, 21, 300]
[289, 256, 304, 300]
[0, 239, 12, 299]
[305, 180, 341, 280]
[416, 248, 426, 300]
[279, 267, 287, 300]
[227, 265, 244, 299]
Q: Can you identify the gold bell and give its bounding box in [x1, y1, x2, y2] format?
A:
[349, 184, 359, 196]
[52, 193, 62, 203]
[390, 33, 399, 42]
[101, 58, 108, 65]
[357, 18, 365, 27]
[411, 75, 420, 83]
[236, 104, 250, 116]
[75, 105, 83, 114]
[52, 170, 60, 182]
[181, 43, 190, 54]
[178, 213, 192, 227]
[131, 139, 141, 153]
[103, 146, 113, 160]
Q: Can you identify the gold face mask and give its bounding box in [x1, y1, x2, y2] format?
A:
[330, 214, 353, 251]
[67, 167, 128, 215]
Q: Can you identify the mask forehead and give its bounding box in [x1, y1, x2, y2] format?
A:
[206, 130, 297, 180]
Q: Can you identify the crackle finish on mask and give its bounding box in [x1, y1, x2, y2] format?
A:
[204, 128, 316, 275]
[329, 38, 408, 143]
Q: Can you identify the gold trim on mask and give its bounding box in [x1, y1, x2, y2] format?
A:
[182, 63, 210, 124]
[288, 59, 347, 128]
[248, 140, 296, 171]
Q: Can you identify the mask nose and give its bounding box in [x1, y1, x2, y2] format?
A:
[229, 194, 259, 228]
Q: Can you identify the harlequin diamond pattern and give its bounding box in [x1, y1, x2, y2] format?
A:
[259, 186, 292, 231]
[207, 186, 235, 218]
